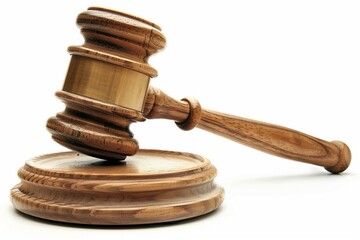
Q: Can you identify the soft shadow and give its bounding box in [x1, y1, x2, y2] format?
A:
[227, 171, 356, 186]
[89, 160, 127, 167]
[13, 207, 223, 229]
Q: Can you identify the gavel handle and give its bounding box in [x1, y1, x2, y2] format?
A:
[144, 86, 351, 174]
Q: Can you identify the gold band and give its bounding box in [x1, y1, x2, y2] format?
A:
[63, 55, 150, 112]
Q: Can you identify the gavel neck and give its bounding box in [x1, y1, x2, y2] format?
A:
[144, 86, 191, 122]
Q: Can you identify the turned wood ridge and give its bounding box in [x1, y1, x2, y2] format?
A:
[11, 150, 224, 225]
[47, 7, 351, 174]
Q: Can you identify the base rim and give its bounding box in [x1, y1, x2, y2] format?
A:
[11, 150, 224, 225]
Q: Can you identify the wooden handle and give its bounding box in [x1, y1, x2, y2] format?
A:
[144, 86, 351, 174]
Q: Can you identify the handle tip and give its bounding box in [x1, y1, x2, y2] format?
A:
[325, 141, 351, 174]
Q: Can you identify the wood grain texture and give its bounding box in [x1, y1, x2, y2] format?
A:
[63, 55, 151, 112]
[46, 7, 351, 174]
[11, 151, 224, 225]
[72, 6, 165, 77]
[47, 7, 166, 160]
[144, 87, 351, 174]
[47, 91, 144, 160]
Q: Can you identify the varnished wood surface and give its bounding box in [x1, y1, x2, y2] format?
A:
[63, 55, 150, 112]
[64, 7, 165, 111]
[72, 6, 165, 77]
[46, 7, 351, 174]
[144, 87, 351, 174]
[47, 7, 166, 160]
[47, 91, 144, 160]
[11, 150, 224, 225]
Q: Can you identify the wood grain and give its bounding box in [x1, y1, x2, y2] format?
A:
[144, 87, 351, 174]
[46, 7, 351, 173]
[47, 7, 166, 160]
[11, 150, 224, 225]
[47, 91, 144, 160]
[73, 6, 165, 77]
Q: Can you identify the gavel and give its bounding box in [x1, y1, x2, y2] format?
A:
[47, 7, 351, 174]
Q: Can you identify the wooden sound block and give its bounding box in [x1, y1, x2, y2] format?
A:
[11, 150, 224, 225]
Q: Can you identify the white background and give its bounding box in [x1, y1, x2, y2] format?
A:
[1, 1, 359, 239]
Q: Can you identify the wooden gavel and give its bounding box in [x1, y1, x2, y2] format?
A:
[47, 7, 351, 174]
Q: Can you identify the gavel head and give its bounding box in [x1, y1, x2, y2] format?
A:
[46, 7, 166, 160]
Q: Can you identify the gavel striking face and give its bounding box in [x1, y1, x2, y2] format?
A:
[47, 7, 351, 174]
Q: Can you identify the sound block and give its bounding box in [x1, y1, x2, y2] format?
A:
[11, 150, 224, 225]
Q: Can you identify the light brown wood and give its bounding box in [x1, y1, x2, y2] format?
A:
[47, 7, 165, 160]
[47, 91, 144, 160]
[46, 7, 351, 174]
[72, 6, 165, 77]
[63, 55, 150, 112]
[64, 7, 165, 111]
[11, 150, 224, 225]
[144, 87, 351, 174]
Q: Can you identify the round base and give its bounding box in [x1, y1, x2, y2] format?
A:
[11, 150, 224, 225]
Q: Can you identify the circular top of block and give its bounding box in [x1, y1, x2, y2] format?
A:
[25, 150, 210, 178]
[19, 150, 217, 192]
